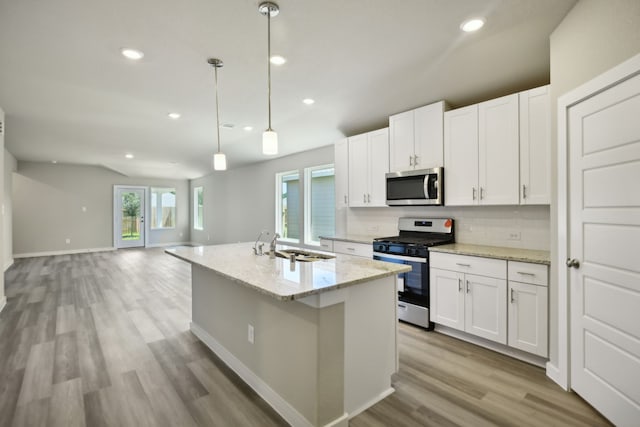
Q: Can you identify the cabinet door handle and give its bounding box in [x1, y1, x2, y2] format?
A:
[409, 155, 413, 166]
[414, 155, 419, 166]
[346, 247, 355, 251]
[522, 184, 527, 199]
[510, 288, 515, 303]
[458, 278, 462, 292]
[472, 187, 477, 200]
[363, 194, 367, 203]
[455, 263, 471, 267]
[344, 195, 347, 204]
[466, 280, 470, 293]
[367, 194, 371, 203]
[517, 271, 535, 276]
[480, 187, 485, 200]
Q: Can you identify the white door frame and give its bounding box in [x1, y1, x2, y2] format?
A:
[554, 52, 640, 390]
[113, 185, 149, 248]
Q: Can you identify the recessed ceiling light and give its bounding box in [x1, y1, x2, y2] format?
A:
[243, 126, 253, 131]
[168, 112, 181, 119]
[121, 48, 144, 60]
[270, 55, 286, 65]
[125, 153, 134, 159]
[461, 18, 485, 32]
[303, 98, 315, 105]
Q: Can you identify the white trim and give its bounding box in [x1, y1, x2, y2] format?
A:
[545, 362, 563, 389]
[555, 52, 640, 391]
[13, 247, 116, 259]
[0, 296, 6, 314]
[4, 258, 14, 272]
[434, 325, 547, 368]
[145, 241, 192, 248]
[347, 388, 394, 420]
[190, 322, 318, 427]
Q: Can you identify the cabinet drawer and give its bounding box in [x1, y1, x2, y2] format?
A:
[333, 241, 373, 258]
[430, 252, 506, 279]
[318, 239, 334, 252]
[508, 261, 548, 286]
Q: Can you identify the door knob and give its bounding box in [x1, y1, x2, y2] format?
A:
[566, 258, 580, 269]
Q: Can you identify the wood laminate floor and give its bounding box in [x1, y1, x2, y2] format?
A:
[0, 248, 612, 427]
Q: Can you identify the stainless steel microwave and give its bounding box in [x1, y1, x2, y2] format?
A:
[385, 167, 444, 206]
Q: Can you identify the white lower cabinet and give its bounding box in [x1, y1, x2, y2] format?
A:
[332, 240, 373, 258]
[431, 252, 549, 358]
[430, 253, 507, 345]
[507, 261, 548, 357]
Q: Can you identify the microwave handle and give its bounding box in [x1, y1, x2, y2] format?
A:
[424, 174, 438, 198]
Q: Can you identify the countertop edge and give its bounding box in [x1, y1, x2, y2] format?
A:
[428, 244, 551, 265]
[165, 248, 411, 301]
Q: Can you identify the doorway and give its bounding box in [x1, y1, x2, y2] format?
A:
[114, 186, 146, 248]
[558, 53, 640, 426]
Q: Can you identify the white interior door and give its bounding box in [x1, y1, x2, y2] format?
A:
[114, 186, 146, 248]
[568, 70, 640, 426]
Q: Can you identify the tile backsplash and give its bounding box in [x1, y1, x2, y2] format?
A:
[339, 205, 550, 251]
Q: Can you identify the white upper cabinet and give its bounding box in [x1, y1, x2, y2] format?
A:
[444, 104, 479, 205]
[445, 93, 520, 206]
[478, 93, 520, 205]
[348, 128, 389, 207]
[519, 85, 550, 204]
[334, 138, 349, 209]
[389, 101, 445, 172]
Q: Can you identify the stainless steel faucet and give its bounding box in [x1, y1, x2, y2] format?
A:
[269, 233, 280, 258]
[253, 230, 270, 255]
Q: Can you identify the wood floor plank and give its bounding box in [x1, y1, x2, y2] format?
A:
[55, 304, 76, 335]
[17, 341, 55, 406]
[0, 369, 25, 427]
[10, 396, 50, 427]
[48, 378, 85, 427]
[128, 308, 165, 343]
[53, 331, 80, 384]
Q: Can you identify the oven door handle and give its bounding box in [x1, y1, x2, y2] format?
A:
[373, 252, 427, 263]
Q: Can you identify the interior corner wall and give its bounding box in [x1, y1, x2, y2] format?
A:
[548, 0, 640, 369]
[4, 149, 17, 270]
[189, 145, 334, 246]
[13, 162, 190, 256]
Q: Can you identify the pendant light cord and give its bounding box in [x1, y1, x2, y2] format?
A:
[214, 65, 221, 153]
[267, 7, 272, 132]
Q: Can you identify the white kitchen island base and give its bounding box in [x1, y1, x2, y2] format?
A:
[190, 263, 398, 427]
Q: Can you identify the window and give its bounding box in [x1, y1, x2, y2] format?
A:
[275, 170, 300, 243]
[193, 186, 204, 230]
[150, 188, 176, 229]
[304, 165, 335, 245]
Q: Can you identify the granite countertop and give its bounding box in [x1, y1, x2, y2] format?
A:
[429, 243, 551, 265]
[165, 242, 410, 301]
[318, 234, 382, 244]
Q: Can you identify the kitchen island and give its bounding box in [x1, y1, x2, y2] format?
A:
[166, 243, 410, 427]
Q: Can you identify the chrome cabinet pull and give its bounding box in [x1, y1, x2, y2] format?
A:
[522, 184, 527, 199]
[458, 278, 462, 292]
[367, 194, 371, 203]
[456, 263, 471, 267]
[510, 288, 515, 303]
[344, 195, 347, 204]
[517, 271, 535, 276]
[409, 155, 413, 166]
[414, 155, 419, 166]
[472, 187, 476, 200]
[466, 280, 470, 293]
[363, 194, 366, 203]
[480, 187, 485, 200]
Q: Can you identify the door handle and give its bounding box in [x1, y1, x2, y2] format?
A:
[458, 278, 462, 292]
[566, 258, 580, 269]
[472, 187, 476, 200]
[367, 194, 371, 203]
[409, 155, 413, 166]
[414, 155, 419, 166]
[522, 184, 527, 199]
[363, 194, 366, 203]
[480, 187, 485, 200]
[466, 280, 470, 293]
[510, 288, 515, 303]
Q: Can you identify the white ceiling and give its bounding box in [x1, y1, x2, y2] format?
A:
[0, 0, 576, 179]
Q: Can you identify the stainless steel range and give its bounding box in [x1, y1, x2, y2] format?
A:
[372, 217, 454, 329]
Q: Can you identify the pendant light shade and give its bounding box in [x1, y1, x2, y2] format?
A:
[259, 2, 279, 155]
[208, 57, 227, 171]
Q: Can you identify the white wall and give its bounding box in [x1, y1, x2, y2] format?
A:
[0, 108, 5, 310]
[547, 0, 640, 370]
[4, 149, 17, 270]
[13, 161, 190, 255]
[190, 146, 334, 245]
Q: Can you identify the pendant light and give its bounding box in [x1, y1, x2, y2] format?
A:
[259, 2, 279, 155]
[208, 58, 227, 170]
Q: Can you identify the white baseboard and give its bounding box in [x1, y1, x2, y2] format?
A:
[13, 247, 116, 259]
[545, 361, 568, 390]
[4, 258, 13, 272]
[434, 325, 547, 368]
[145, 241, 192, 248]
[0, 296, 6, 314]
[191, 322, 323, 427]
[348, 388, 394, 420]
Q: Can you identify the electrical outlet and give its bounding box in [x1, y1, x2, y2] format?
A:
[248, 324, 254, 344]
[65, 238, 71, 244]
[507, 231, 521, 241]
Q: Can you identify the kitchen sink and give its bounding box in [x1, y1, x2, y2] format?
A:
[274, 249, 335, 262]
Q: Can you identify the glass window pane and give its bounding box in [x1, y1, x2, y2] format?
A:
[276, 171, 300, 242]
[151, 188, 176, 229]
[121, 191, 141, 240]
[194, 187, 204, 230]
[309, 167, 335, 242]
